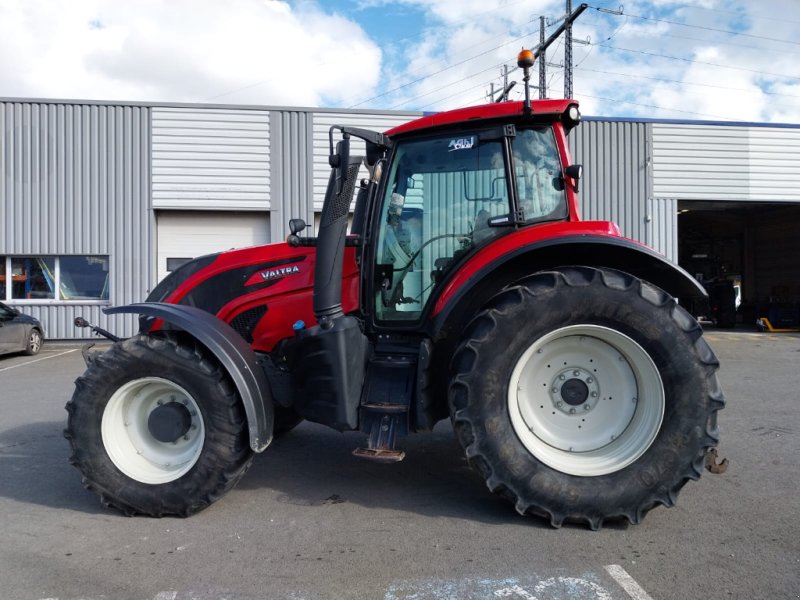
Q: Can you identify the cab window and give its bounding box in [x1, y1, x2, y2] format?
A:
[512, 127, 567, 222]
[374, 132, 511, 321]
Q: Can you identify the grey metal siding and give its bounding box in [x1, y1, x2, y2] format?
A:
[569, 120, 653, 244]
[0, 101, 151, 339]
[652, 123, 800, 201]
[311, 111, 420, 213]
[646, 197, 678, 262]
[152, 107, 270, 210]
[268, 111, 313, 242]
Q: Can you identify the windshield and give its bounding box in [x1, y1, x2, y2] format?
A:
[373, 126, 566, 322]
[374, 131, 512, 321]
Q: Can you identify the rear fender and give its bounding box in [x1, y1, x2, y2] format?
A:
[419, 236, 707, 428]
[432, 235, 705, 335]
[104, 303, 273, 453]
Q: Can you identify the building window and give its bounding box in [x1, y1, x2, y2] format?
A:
[0, 256, 110, 303]
[166, 257, 193, 272]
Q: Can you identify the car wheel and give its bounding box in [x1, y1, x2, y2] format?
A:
[24, 328, 43, 356]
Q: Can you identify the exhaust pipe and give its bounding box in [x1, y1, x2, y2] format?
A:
[313, 136, 360, 328]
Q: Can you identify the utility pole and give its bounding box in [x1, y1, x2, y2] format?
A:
[539, 16, 547, 99]
[565, 0, 573, 98]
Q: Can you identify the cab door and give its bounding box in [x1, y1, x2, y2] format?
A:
[371, 128, 515, 324]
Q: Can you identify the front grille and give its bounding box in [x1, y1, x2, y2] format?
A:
[229, 305, 267, 343]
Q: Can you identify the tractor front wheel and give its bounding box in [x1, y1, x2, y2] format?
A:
[449, 266, 724, 529]
[65, 332, 254, 516]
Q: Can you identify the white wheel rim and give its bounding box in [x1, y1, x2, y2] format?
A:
[508, 325, 664, 476]
[102, 377, 205, 484]
[29, 331, 41, 353]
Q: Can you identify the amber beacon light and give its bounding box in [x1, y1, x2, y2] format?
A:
[517, 48, 535, 68]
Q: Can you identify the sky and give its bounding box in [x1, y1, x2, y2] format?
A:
[0, 0, 798, 123]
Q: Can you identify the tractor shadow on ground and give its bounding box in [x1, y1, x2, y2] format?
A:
[239, 420, 624, 530]
[0, 420, 109, 515]
[0, 419, 628, 530]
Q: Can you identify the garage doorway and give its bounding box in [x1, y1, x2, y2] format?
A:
[156, 211, 270, 283]
[678, 201, 800, 328]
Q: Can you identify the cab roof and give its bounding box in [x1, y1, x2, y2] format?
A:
[385, 99, 577, 138]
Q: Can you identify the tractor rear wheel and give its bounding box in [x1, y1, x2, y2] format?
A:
[65, 332, 254, 517]
[449, 266, 724, 530]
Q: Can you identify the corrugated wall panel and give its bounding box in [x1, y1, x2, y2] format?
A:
[747, 128, 800, 200]
[152, 107, 270, 210]
[652, 123, 800, 201]
[569, 120, 652, 244]
[646, 198, 678, 262]
[312, 111, 420, 213]
[0, 101, 151, 339]
[268, 110, 313, 242]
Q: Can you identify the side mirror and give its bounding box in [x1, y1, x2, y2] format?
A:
[289, 219, 307, 235]
[564, 164, 583, 193]
[330, 136, 350, 196]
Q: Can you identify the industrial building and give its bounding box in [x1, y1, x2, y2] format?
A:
[1, 97, 798, 339]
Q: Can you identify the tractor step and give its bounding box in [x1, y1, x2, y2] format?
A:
[352, 447, 406, 462]
[354, 407, 408, 462]
[354, 352, 417, 462]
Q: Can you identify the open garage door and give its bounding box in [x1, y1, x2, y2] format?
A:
[678, 201, 800, 329]
[156, 211, 270, 282]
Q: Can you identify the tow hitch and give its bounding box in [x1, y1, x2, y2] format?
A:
[705, 448, 729, 474]
[74, 316, 121, 366]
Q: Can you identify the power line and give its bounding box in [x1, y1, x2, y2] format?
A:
[653, 31, 800, 58]
[576, 66, 800, 99]
[349, 28, 537, 108]
[650, 2, 800, 27]
[595, 43, 800, 82]
[592, 6, 800, 46]
[417, 77, 506, 111]
[389, 64, 506, 110]
[201, 0, 534, 103]
[575, 91, 733, 120]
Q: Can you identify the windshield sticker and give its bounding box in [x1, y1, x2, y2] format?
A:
[448, 136, 475, 152]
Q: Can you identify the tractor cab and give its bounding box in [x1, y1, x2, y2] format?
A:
[368, 109, 578, 322]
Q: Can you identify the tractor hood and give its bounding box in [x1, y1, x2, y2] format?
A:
[143, 240, 361, 352]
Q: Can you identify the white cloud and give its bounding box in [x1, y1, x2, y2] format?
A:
[0, 0, 382, 106]
[0, 0, 797, 123]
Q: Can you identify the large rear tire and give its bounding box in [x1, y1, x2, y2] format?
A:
[449, 267, 724, 530]
[65, 332, 254, 517]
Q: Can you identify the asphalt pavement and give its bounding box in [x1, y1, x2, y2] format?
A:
[0, 332, 798, 600]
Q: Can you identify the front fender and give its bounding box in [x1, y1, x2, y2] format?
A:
[104, 302, 273, 453]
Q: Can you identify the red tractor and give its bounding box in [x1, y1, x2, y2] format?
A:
[65, 45, 724, 530]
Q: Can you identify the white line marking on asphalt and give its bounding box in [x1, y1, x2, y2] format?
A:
[153, 593, 178, 600]
[494, 584, 538, 599]
[0, 349, 78, 373]
[604, 565, 654, 600]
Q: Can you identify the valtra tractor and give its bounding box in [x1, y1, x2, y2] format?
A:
[65, 17, 725, 530]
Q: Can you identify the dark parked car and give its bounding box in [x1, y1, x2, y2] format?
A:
[0, 302, 44, 356]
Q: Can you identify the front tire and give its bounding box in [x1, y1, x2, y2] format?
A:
[65, 332, 254, 516]
[24, 328, 42, 355]
[449, 267, 724, 529]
